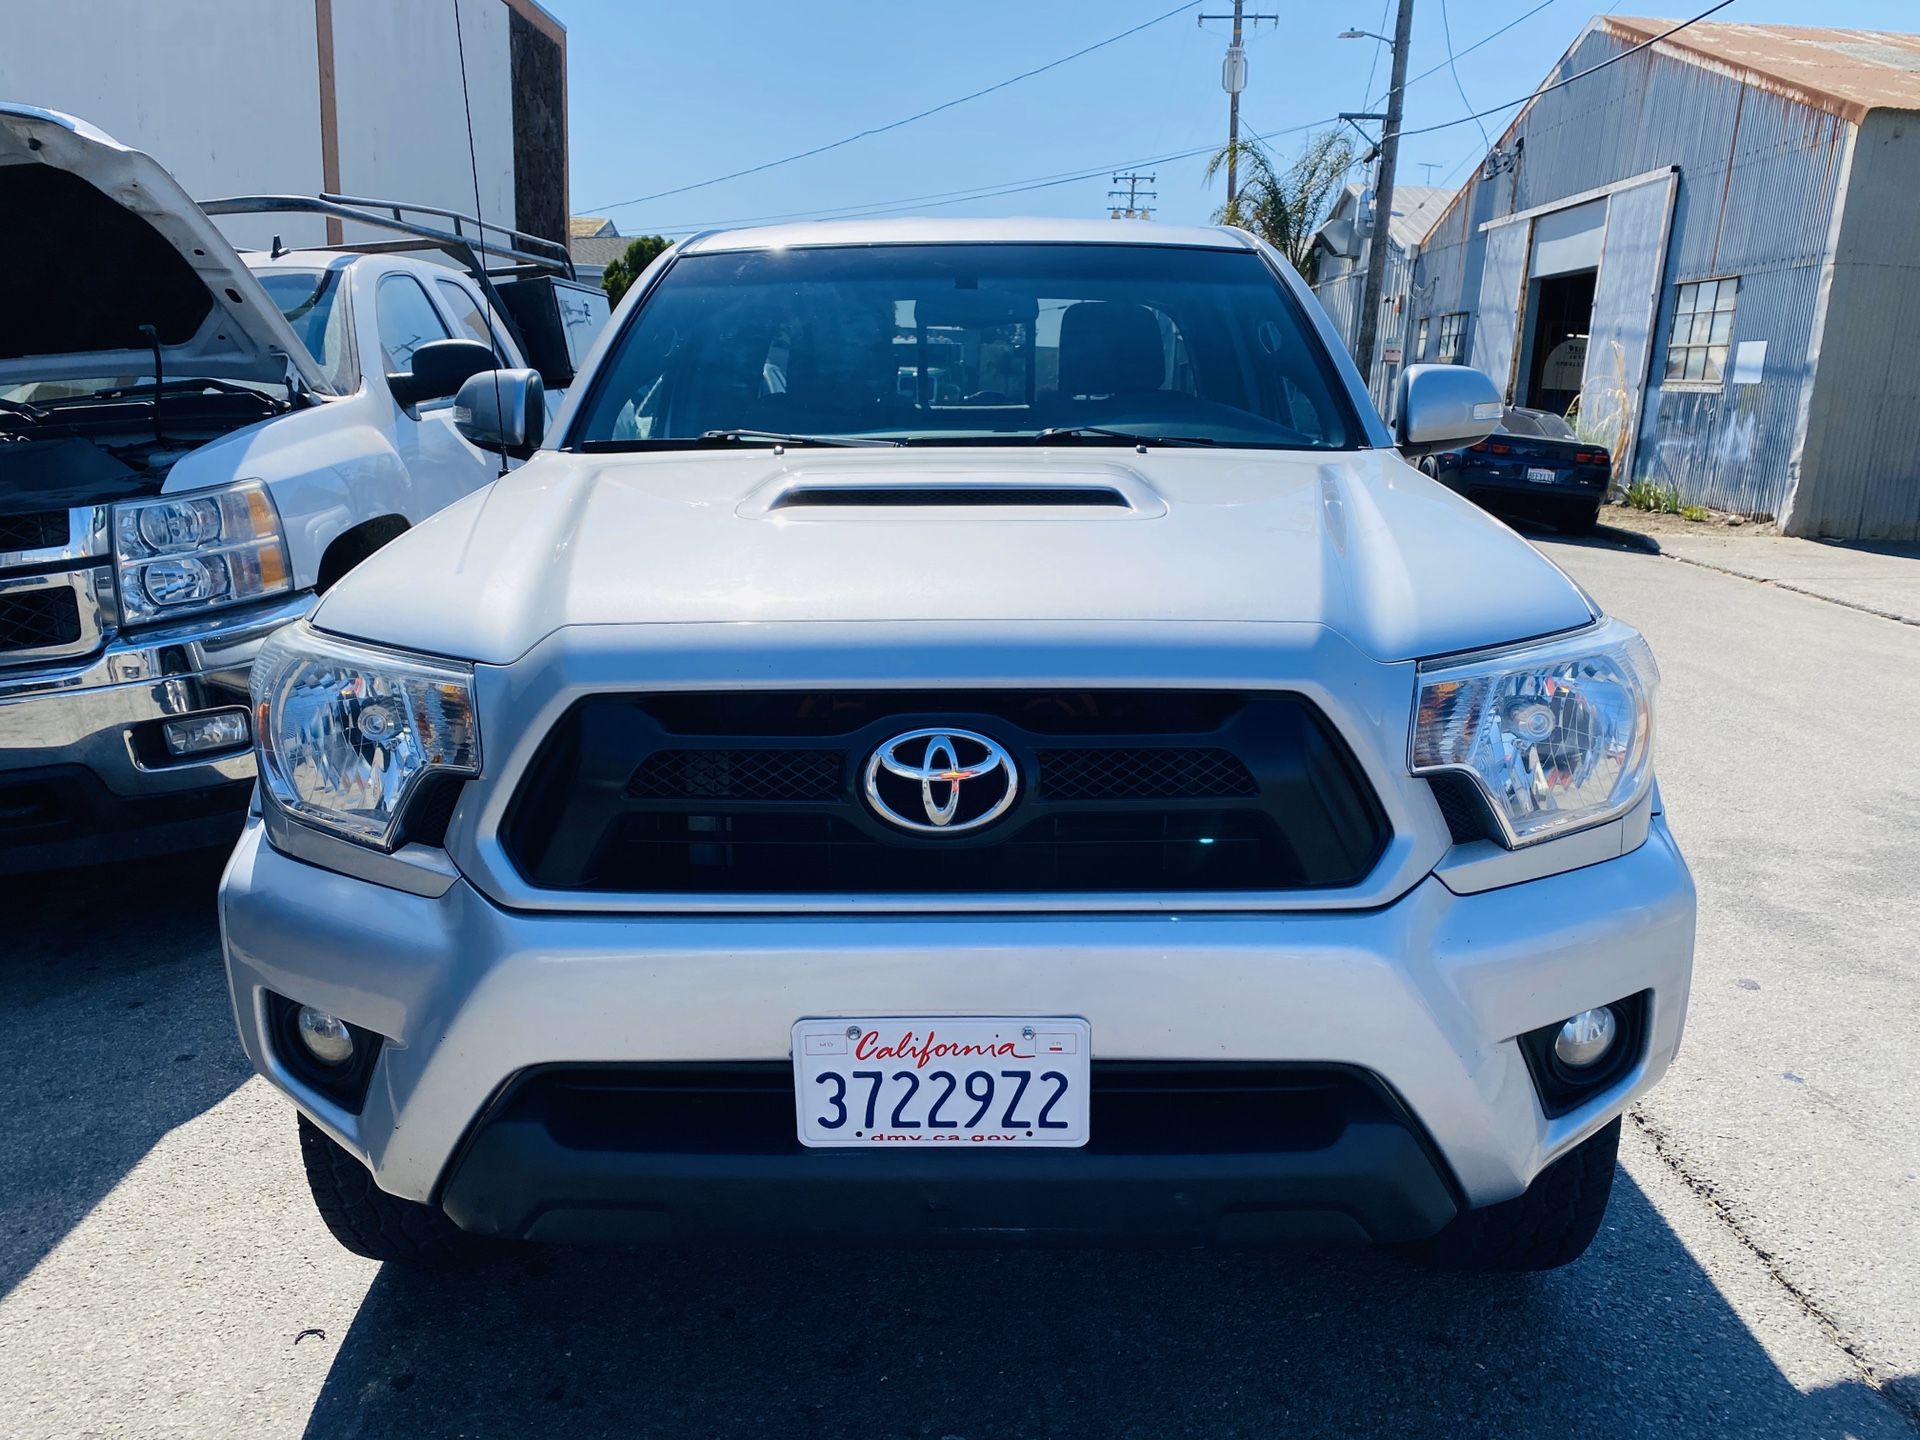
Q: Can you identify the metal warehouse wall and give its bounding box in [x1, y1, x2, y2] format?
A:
[1414, 26, 1853, 519]
[0, 0, 561, 249]
[1789, 108, 1920, 539]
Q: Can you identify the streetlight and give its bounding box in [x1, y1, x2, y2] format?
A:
[1337, 28, 1393, 42]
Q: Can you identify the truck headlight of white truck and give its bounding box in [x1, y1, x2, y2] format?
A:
[113, 480, 294, 622]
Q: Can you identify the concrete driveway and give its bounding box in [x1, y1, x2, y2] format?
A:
[2, 535, 1916, 1439]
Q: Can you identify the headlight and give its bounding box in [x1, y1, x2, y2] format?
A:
[251, 622, 480, 849]
[1410, 618, 1657, 847]
[114, 481, 292, 623]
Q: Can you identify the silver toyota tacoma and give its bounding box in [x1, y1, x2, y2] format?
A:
[220, 218, 1695, 1270]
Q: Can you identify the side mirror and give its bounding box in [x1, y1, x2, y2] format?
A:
[1395, 364, 1503, 458]
[452, 368, 546, 459]
[387, 338, 498, 408]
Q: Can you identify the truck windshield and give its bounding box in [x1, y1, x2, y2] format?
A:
[569, 243, 1361, 450]
[253, 268, 357, 392]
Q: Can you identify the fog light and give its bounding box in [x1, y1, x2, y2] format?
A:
[162, 709, 250, 756]
[1553, 1007, 1618, 1068]
[296, 1006, 355, 1066]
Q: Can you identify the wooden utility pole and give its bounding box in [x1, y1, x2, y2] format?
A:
[1355, 0, 1414, 399]
[1200, 0, 1277, 207]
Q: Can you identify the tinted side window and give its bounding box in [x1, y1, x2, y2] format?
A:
[376, 274, 451, 375]
[435, 278, 504, 361]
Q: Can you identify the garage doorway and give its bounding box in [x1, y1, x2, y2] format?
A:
[1519, 268, 1596, 418]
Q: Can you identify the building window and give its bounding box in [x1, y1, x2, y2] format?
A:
[1666, 277, 1738, 385]
[1435, 312, 1467, 365]
[1415, 317, 1431, 363]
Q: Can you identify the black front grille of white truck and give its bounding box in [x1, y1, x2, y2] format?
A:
[501, 690, 1389, 895]
[0, 510, 68, 553]
[0, 587, 83, 655]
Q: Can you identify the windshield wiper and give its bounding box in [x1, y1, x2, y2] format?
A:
[697, 428, 900, 448]
[0, 396, 48, 422]
[1030, 426, 1215, 447]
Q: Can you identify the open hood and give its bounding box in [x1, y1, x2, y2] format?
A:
[0, 104, 335, 394]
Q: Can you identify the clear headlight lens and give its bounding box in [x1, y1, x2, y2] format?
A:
[1411, 618, 1658, 847]
[114, 481, 291, 623]
[251, 622, 480, 849]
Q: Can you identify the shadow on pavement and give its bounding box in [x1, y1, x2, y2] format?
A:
[0, 847, 249, 1298]
[303, 1174, 1911, 1440]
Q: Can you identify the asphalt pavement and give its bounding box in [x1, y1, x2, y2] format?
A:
[2, 532, 1916, 1440]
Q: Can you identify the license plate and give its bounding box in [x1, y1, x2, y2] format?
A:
[1526, 466, 1559, 483]
[792, 1017, 1091, 1148]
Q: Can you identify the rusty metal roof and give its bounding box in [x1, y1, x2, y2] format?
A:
[1604, 17, 1920, 124]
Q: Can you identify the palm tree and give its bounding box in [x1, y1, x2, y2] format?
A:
[1205, 130, 1356, 279]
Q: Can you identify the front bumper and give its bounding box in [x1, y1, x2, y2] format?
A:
[221, 810, 1696, 1238]
[0, 592, 314, 870]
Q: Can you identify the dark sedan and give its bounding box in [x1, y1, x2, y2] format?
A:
[1418, 406, 1611, 534]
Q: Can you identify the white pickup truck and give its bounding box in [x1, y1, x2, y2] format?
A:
[0, 104, 605, 871]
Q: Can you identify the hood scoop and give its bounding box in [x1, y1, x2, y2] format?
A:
[743, 464, 1167, 520]
[774, 483, 1129, 510]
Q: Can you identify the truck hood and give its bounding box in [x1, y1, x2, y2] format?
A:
[315, 446, 1597, 666]
[0, 104, 333, 393]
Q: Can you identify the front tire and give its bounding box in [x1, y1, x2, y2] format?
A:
[297, 1115, 474, 1265]
[1409, 1117, 1620, 1271]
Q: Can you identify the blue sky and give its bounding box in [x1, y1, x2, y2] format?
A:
[562, 0, 1918, 235]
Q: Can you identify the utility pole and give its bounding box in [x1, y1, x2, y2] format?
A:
[1199, 1, 1278, 208]
[1355, 0, 1414, 401]
[1108, 172, 1157, 220]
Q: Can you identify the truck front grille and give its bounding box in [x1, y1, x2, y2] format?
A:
[0, 586, 83, 654]
[500, 690, 1389, 896]
[0, 510, 68, 553]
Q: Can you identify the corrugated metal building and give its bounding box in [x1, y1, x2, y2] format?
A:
[1410, 17, 1920, 540]
[1311, 183, 1450, 414]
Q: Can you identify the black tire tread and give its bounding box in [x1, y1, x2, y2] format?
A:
[297, 1115, 472, 1265]
[1412, 1116, 1620, 1272]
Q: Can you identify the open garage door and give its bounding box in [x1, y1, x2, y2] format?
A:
[1579, 172, 1679, 482]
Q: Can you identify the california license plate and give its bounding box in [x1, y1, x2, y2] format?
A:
[792, 1017, 1091, 1148]
[1526, 466, 1558, 483]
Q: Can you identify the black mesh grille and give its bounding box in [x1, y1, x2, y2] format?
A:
[0, 587, 82, 653]
[1425, 772, 1497, 846]
[629, 749, 844, 802]
[502, 691, 1389, 895]
[1037, 747, 1254, 800]
[0, 510, 68, 552]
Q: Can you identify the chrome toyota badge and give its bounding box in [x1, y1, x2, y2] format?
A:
[863, 728, 1018, 834]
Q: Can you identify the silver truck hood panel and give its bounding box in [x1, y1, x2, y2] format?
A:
[313, 447, 1596, 666]
[0, 104, 332, 393]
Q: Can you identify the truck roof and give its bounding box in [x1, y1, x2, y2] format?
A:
[679, 217, 1257, 255]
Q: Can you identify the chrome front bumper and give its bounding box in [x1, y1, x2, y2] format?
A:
[222, 811, 1697, 1214]
[0, 592, 314, 867]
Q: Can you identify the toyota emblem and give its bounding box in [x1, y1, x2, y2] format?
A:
[862, 728, 1018, 834]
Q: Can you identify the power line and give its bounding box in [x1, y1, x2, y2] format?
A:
[1368, 0, 1565, 109]
[1397, 0, 1738, 138]
[577, 0, 1203, 215]
[1437, 0, 1493, 151]
[627, 114, 1344, 236]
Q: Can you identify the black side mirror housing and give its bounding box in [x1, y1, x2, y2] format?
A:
[387, 338, 499, 408]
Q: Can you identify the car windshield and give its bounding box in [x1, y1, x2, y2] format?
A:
[570, 243, 1360, 450]
[252, 267, 357, 391]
